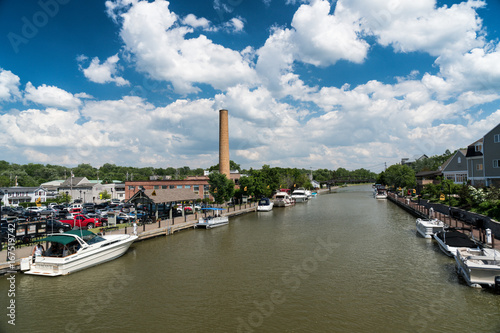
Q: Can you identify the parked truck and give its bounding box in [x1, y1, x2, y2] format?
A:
[59, 214, 102, 230]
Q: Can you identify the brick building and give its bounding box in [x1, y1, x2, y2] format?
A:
[125, 178, 211, 201]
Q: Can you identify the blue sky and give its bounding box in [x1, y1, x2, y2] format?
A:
[1, 0, 500, 173]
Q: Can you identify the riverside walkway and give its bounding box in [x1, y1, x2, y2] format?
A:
[0, 202, 259, 274]
[387, 192, 500, 250]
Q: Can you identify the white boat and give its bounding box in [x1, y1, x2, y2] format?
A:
[291, 188, 308, 202]
[274, 191, 293, 207]
[257, 198, 274, 212]
[23, 229, 137, 276]
[374, 189, 387, 199]
[373, 185, 387, 199]
[455, 247, 500, 288]
[415, 218, 446, 238]
[433, 228, 481, 257]
[195, 208, 228, 229]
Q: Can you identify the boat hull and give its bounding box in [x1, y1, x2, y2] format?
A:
[455, 248, 500, 287]
[195, 216, 229, 229]
[257, 203, 273, 212]
[25, 234, 137, 276]
[416, 218, 445, 239]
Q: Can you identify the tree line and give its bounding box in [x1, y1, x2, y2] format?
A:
[0, 160, 377, 189]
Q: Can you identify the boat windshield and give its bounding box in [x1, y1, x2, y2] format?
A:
[83, 233, 106, 245]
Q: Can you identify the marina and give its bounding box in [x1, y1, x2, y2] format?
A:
[2, 185, 500, 332]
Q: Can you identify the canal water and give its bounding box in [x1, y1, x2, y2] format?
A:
[2, 184, 500, 332]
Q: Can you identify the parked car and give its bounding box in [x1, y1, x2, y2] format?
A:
[82, 203, 95, 213]
[45, 219, 72, 233]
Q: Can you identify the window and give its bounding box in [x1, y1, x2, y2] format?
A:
[494, 160, 500, 168]
[476, 163, 483, 171]
[193, 185, 199, 194]
[495, 134, 500, 143]
[185, 185, 191, 189]
[154, 185, 159, 189]
[177, 185, 183, 189]
[456, 174, 467, 183]
[128, 186, 135, 190]
[457, 157, 461, 163]
[169, 185, 175, 189]
[475, 144, 482, 152]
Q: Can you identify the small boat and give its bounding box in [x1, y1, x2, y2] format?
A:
[23, 229, 137, 276]
[373, 185, 387, 199]
[433, 228, 482, 257]
[195, 208, 228, 229]
[274, 191, 293, 207]
[415, 218, 446, 239]
[291, 188, 308, 202]
[257, 197, 274, 212]
[455, 247, 500, 288]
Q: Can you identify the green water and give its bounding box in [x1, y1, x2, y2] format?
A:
[1, 185, 500, 332]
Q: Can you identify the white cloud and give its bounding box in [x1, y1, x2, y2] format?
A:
[79, 54, 130, 86]
[108, 0, 258, 94]
[0, 68, 21, 101]
[225, 17, 245, 32]
[182, 14, 212, 30]
[24, 82, 82, 109]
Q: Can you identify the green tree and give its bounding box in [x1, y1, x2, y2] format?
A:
[99, 190, 111, 200]
[384, 164, 416, 189]
[208, 172, 234, 204]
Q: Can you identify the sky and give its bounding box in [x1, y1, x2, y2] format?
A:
[1, 0, 500, 173]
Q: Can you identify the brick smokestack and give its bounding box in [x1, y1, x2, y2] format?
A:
[219, 109, 230, 179]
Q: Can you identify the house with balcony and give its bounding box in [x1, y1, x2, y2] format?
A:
[0, 186, 49, 206]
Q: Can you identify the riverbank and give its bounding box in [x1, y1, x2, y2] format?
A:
[386, 192, 500, 250]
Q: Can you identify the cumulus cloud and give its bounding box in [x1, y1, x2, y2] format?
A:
[24, 82, 82, 109]
[107, 0, 258, 94]
[79, 54, 130, 86]
[0, 68, 21, 101]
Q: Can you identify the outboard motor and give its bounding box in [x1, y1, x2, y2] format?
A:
[494, 276, 500, 293]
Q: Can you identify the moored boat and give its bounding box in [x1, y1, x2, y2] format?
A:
[415, 218, 446, 239]
[455, 247, 500, 288]
[23, 229, 137, 276]
[257, 197, 274, 212]
[195, 208, 228, 229]
[274, 191, 293, 207]
[291, 188, 308, 202]
[433, 228, 482, 257]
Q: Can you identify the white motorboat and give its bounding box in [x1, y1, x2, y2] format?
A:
[291, 188, 308, 202]
[257, 197, 274, 212]
[455, 247, 500, 288]
[195, 208, 228, 229]
[433, 228, 481, 257]
[415, 218, 446, 239]
[274, 191, 293, 207]
[374, 189, 387, 199]
[23, 229, 137, 276]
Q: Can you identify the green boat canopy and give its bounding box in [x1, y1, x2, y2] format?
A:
[38, 234, 77, 245]
[39, 229, 94, 245]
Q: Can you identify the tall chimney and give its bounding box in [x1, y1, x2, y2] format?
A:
[219, 109, 230, 179]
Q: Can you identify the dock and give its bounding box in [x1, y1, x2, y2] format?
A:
[387, 192, 499, 250]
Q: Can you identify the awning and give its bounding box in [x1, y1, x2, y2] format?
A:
[38, 234, 77, 245]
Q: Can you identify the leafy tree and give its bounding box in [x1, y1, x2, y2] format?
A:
[384, 164, 416, 189]
[208, 172, 234, 204]
[99, 190, 111, 200]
